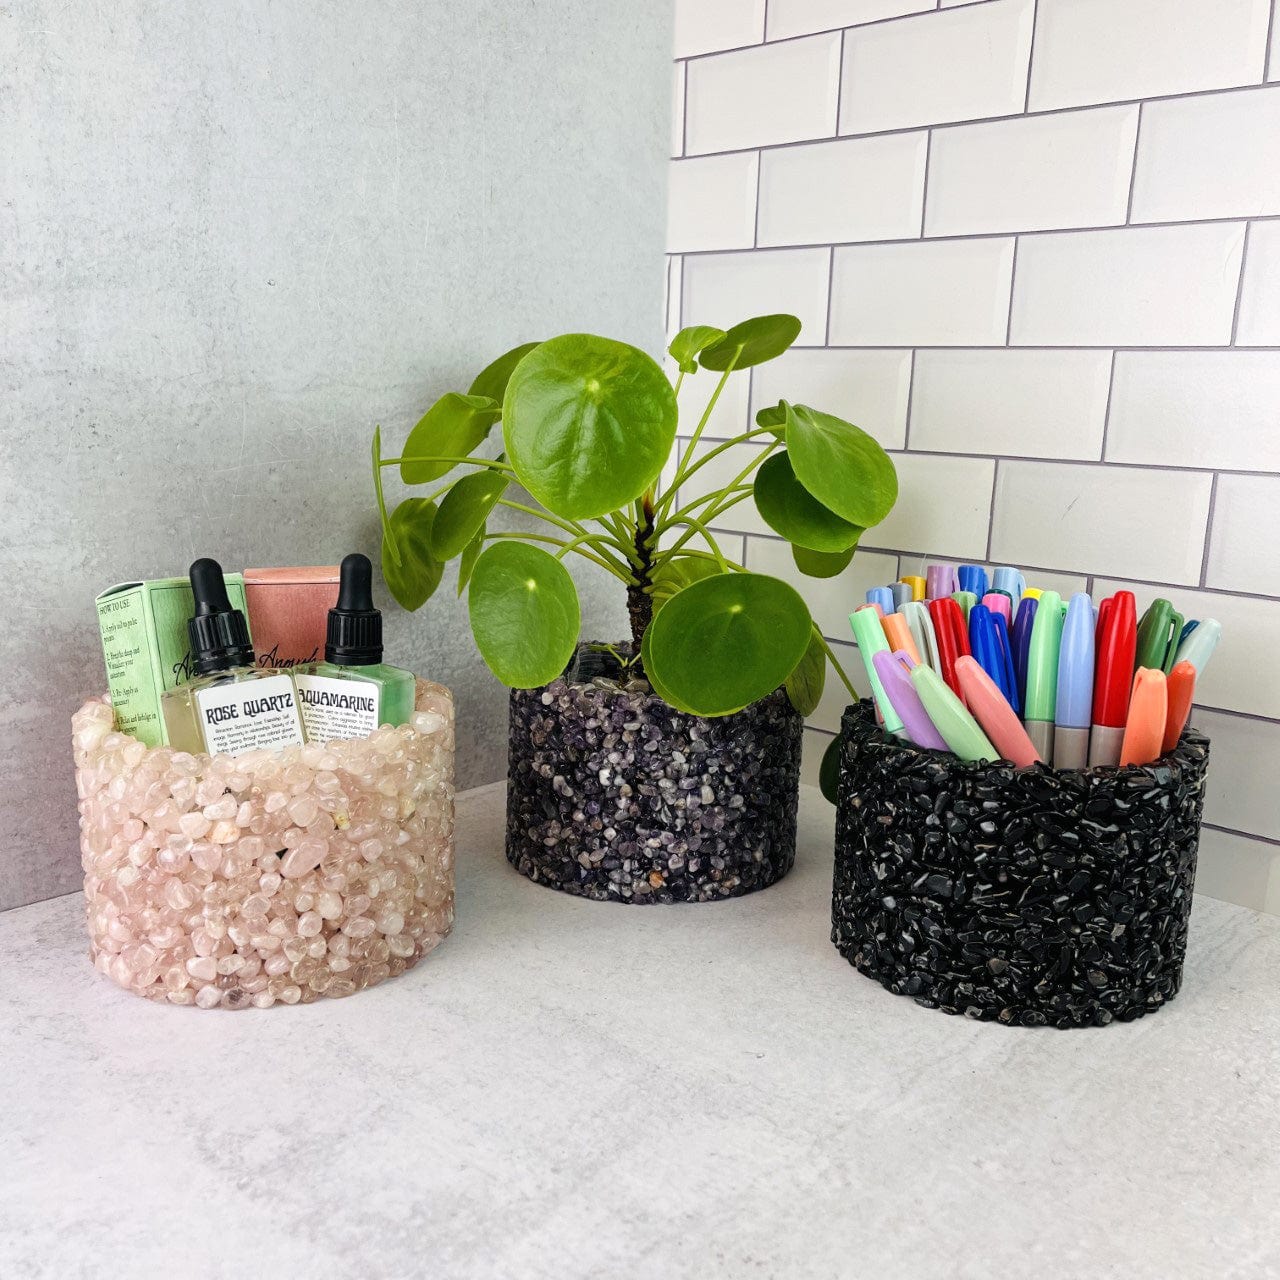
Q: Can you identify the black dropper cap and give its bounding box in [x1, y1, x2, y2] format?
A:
[325, 553, 382, 666]
[188, 558, 255, 675]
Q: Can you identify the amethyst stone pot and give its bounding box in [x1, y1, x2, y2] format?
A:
[832, 699, 1209, 1029]
[505, 644, 803, 903]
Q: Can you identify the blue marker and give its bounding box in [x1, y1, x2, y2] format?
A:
[969, 604, 1020, 715]
[992, 566, 1025, 605]
[1010, 595, 1038, 709]
[958, 564, 989, 599]
[866, 586, 894, 614]
[1054, 592, 1095, 770]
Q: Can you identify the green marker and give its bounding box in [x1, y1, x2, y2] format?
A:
[848, 607, 904, 736]
[1023, 589, 1064, 765]
[909, 663, 997, 763]
[1135, 598, 1184, 674]
[951, 590, 977, 621]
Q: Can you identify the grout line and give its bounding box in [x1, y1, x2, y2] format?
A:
[687, 433, 1280, 479]
[1202, 821, 1280, 849]
[1198, 472, 1220, 588]
[1194, 703, 1280, 727]
[984, 458, 999, 561]
[761, 0, 770, 45]
[1266, 0, 1278, 82]
[1022, 0, 1039, 113]
[1099, 348, 1118, 462]
[823, 245, 836, 344]
[902, 348, 918, 449]
[1231, 221, 1254, 346]
[918, 129, 933, 236]
[752, 151, 763, 248]
[1124, 101, 1144, 224]
[1004, 235, 1020, 344]
[679, 81, 1280, 160]
[677, 213, 1271, 256]
[834, 28, 847, 135]
[681, 58, 690, 157]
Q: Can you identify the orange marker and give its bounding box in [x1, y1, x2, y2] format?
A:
[900, 575, 926, 602]
[881, 613, 922, 665]
[1161, 660, 1197, 755]
[1119, 667, 1168, 767]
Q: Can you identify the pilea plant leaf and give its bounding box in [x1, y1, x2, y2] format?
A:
[784, 628, 826, 716]
[753, 452, 864, 552]
[793, 543, 856, 578]
[431, 470, 509, 560]
[668, 325, 726, 373]
[644, 571, 812, 716]
[640, 624, 702, 714]
[456, 526, 485, 597]
[381, 498, 444, 611]
[648, 554, 722, 613]
[819, 730, 844, 805]
[785, 403, 898, 529]
[756, 400, 788, 435]
[469, 342, 541, 405]
[468, 541, 581, 688]
[503, 333, 678, 520]
[699, 314, 802, 371]
[401, 393, 502, 484]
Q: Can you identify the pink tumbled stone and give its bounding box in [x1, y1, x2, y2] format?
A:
[74, 681, 455, 1010]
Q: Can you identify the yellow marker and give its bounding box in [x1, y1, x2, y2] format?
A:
[1024, 587, 1043, 600]
[900, 575, 925, 602]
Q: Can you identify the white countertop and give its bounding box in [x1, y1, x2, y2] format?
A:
[3, 783, 1279, 1279]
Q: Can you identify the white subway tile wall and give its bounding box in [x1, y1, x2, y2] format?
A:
[668, 0, 1280, 912]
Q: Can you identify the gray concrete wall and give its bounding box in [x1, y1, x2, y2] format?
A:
[1, 1, 672, 908]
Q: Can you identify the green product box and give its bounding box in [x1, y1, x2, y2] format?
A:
[96, 575, 250, 748]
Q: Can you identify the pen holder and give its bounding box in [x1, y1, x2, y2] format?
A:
[831, 700, 1209, 1029]
[73, 679, 455, 1010]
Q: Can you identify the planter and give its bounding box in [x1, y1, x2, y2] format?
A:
[832, 699, 1209, 1029]
[73, 679, 455, 1009]
[505, 643, 803, 903]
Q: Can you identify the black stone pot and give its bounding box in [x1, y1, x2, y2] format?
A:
[505, 643, 803, 903]
[832, 700, 1210, 1029]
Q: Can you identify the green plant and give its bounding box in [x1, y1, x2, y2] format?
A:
[371, 315, 897, 718]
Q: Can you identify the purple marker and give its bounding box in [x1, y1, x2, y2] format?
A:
[872, 649, 948, 751]
[1011, 596, 1038, 709]
[925, 562, 958, 601]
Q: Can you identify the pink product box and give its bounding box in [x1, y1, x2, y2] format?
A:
[243, 567, 340, 671]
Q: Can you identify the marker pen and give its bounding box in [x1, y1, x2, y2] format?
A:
[881, 612, 922, 665]
[1119, 668, 1167, 767]
[1089, 591, 1138, 767]
[1054, 592, 1095, 770]
[849, 607, 904, 737]
[1161, 660, 1197, 755]
[910, 663, 998, 763]
[890, 581, 913, 610]
[866, 586, 895, 614]
[1023, 589, 1064, 766]
[992, 566, 1025, 604]
[951, 590, 977, 621]
[926, 562, 958, 601]
[955, 656, 1041, 768]
[900, 601, 941, 676]
[1010, 595, 1038, 709]
[900, 575, 926, 602]
[1173, 617, 1221, 676]
[872, 650, 948, 750]
[958, 564, 989, 599]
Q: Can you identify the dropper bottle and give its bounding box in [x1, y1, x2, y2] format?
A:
[293, 553, 416, 742]
[160, 559, 305, 755]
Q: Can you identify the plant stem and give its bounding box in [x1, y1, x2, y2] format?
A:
[659, 514, 730, 573]
[380, 455, 514, 473]
[656, 358, 739, 518]
[813, 631, 859, 702]
[485, 532, 637, 583]
[627, 490, 657, 649]
[494, 499, 634, 577]
[371, 427, 401, 568]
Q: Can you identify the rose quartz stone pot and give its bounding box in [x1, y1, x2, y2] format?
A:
[73, 680, 455, 1009]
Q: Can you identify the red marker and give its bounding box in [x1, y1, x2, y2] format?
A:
[1088, 591, 1137, 767]
[928, 597, 971, 702]
[1161, 660, 1197, 755]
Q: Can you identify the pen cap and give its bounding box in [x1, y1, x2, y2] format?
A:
[900, 601, 941, 676]
[980, 591, 1011, 625]
[900, 575, 926, 602]
[1055, 592, 1095, 731]
[955, 655, 1041, 769]
[1162, 660, 1197, 755]
[849, 607, 902, 735]
[1023, 590, 1064, 721]
[957, 564, 988, 598]
[872, 650, 948, 751]
[925, 563, 958, 601]
[992, 566, 1025, 603]
[1092, 591, 1138, 729]
[951, 590, 976, 620]
[890, 581, 912, 610]
[881, 612, 921, 665]
[910, 663, 998, 763]
[1010, 595, 1038, 706]
[1120, 667, 1168, 768]
[1135, 598, 1184, 674]
[866, 586, 894, 613]
[1173, 617, 1221, 675]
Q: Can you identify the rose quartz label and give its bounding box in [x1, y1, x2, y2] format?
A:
[294, 674, 380, 742]
[195, 675, 305, 756]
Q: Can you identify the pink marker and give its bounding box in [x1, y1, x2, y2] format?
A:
[955, 656, 1041, 768]
[981, 592, 1012, 625]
